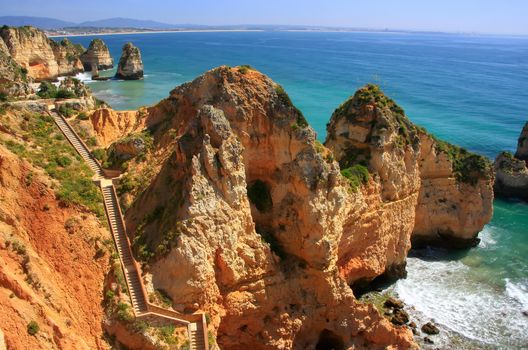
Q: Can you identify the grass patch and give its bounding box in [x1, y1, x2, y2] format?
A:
[434, 137, 491, 185]
[1, 113, 104, 218]
[27, 321, 39, 336]
[238, 64, 254, 74]
[341, 164, 369, 191]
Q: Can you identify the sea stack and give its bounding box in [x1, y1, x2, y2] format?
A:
[115, 42, 144, 80]
[515, 122, 528, 161]
[80, 38, 113, 71]
[494, 122, 528, 201]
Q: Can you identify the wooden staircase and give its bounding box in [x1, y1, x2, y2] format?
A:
[51, 109, 209, 350]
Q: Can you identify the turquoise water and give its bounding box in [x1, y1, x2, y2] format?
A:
[63, 32, 528, 347]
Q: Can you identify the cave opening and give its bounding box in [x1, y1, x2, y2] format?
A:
[247, 179, 273, 213]
[315, 329, 344, 350]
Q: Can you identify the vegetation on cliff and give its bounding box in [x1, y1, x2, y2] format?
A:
[0, 107, 104, 217]
[433, 137, 491, 185]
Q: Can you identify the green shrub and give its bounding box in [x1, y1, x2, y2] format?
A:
[341, 164, 370, 191]
[37, 81, 58, 99]
[116, 302, 134, 322]
[247, 180, 273, 212]
[55, 155, 72, 167]
[56, 89, 76, 99]
[238, 65, 253, 74]
[434, 138, 491, 185]
[0, 92, 8, 102]
[58, 104, 76, 117]
[77, 112, 89, 120]
[27, 321, 39, 336]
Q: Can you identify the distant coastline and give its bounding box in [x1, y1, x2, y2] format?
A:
[47, 29, 265, 38]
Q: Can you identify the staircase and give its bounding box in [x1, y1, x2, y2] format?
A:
[189, 319, 207, 350]
[51, 109, 209, 350]
[101, 182, 148, 314]
[52, 114, 104, 178]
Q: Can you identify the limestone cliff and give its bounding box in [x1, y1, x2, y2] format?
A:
[494, 122, 528, 201]
[51, 38, 85, 76]
[0, 26, 86, 82]
[88, 67, 416, 349]
[0, 38, 32, 97]
[325, 84, 493, 282]
[81, 68, 493, 349]
[0, 26, 60, 81]
[80, 39, 113, 71]
[115, 43, 144, 80]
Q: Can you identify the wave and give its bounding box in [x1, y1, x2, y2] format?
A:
[393, 256, 528, 347]
[505, 279, 528, 311]
[74, 72, 94, 83]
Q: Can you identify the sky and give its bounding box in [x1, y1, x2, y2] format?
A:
[1, 0, 528, 35]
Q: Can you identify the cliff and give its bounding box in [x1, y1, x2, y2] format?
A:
[0, 26, 86, 82]
[0, 26, 60, 81]
[494, 122, 528, 201]
[0, 105, 111, 349]
[0, 37, 32, 97]
[325, 84, 492, 258]
[87, 65, 498, 349]
[51, 38, 85, 76]
[80, 39, 113, 71]
[115, 43, 144, 80]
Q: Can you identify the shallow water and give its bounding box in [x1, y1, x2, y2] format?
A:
[62, 31, 528, 348]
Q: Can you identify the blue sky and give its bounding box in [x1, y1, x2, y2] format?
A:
[2, 0, 527, 35]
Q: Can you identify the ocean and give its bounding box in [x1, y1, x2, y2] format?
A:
[63, 31, 528, 348]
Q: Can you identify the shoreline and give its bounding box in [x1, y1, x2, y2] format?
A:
[48, 29, 264, 38]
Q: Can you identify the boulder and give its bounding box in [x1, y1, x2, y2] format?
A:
[494, 123, 528, 201]
[421, 322, 440, 335]
[384, 297, 404, 309]
[80, 39, 113, 71]
[115, 43, 143, 80]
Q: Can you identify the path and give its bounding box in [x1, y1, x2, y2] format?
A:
[50, 108, 209, 350]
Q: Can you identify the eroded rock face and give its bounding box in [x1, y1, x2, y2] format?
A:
[493, 123, 528, 201]
[51, 38, 85, 76]
[0, 26, 60, 81]
[0, 38, 32, 97]
[89, 107, 146, 147]
[87, 68, 492, 349]
[115, 43, 144, 80]
[80, 39, 113, 71]
[515, 122, 528, 161]
[414, 134, 493, 248]
[119, 67, 416, 349]
[325, 84, 493, 282]
[494, 152, 528, 201]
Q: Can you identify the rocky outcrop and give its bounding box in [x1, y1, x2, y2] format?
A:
[0, 26, 60, 81]
[0, 26, 85, 82]
[326, 84, 492, 280]
[89, 108, 146, 147]
[112, 67, 416, 349]
[51, 38, 85, 76]
[80, 39, 113, 71]
[414, 134, 493, 248]
[494, 123, 528, 201]
[515, 122, 528, 161]
[82, 68, 493, 349]
[115, 43, 143, 80]
[0, 38, 32, 97]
